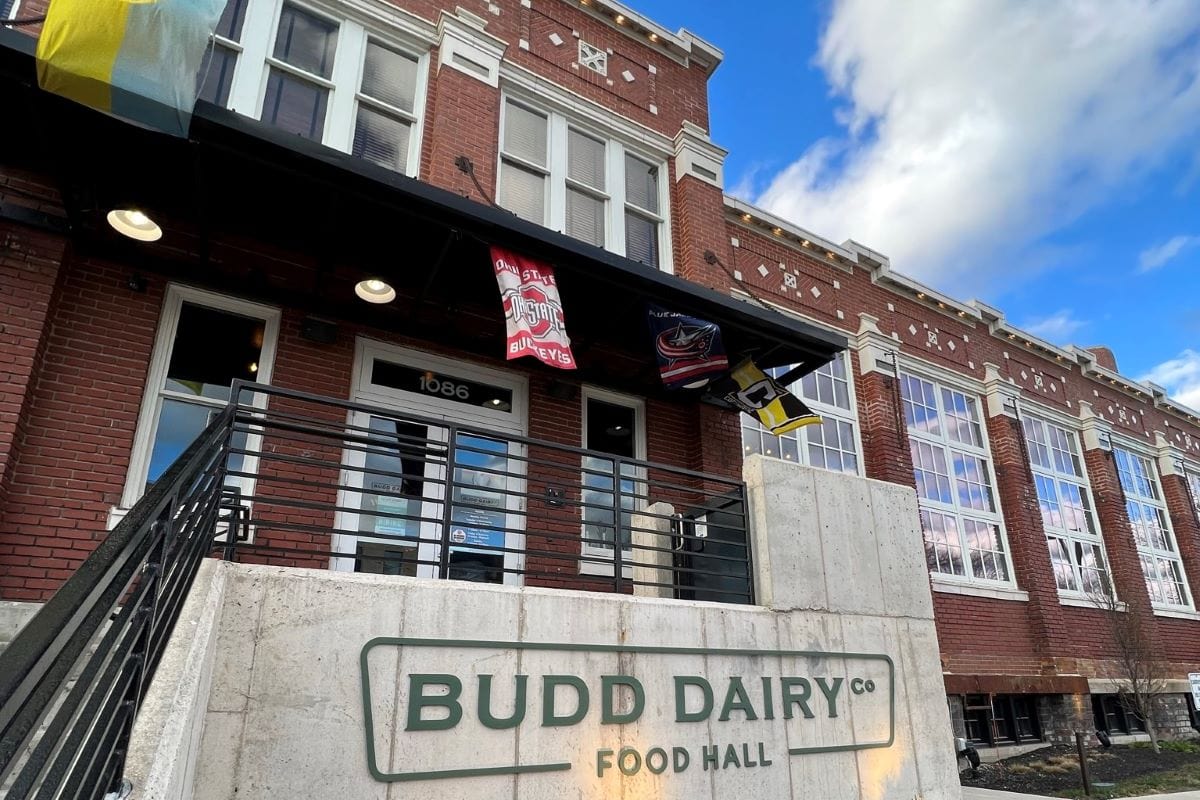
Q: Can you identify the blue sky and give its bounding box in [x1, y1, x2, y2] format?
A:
[634, 0, 1200, 410]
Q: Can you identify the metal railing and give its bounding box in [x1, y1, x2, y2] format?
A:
[0, 380, 752, 798]
[0, 407, 235, 799]
[220, 381, 753, 603]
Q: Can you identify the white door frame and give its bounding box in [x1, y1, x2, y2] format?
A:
[332, 339, 529, 584]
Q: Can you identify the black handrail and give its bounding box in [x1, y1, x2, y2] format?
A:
[0, 379, 754, 798]
[0, 407, 234, 799]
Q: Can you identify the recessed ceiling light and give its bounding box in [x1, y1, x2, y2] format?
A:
[107, 208, 162, 242]
[355, 278, 396, 304]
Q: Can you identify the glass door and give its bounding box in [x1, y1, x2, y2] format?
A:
[332, 413, 445, 577]
[445, 432, 522, 584]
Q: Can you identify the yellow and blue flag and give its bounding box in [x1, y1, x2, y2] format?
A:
[36, 0, 227, 136]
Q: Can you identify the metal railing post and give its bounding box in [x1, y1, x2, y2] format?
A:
[438, 425, 457, 580]
[611, 457, 625, 593]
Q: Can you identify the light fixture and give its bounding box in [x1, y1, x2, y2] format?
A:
[606, 424, 630, 437]
[649, 32, 658, 42]
[957, 310, 967, 317]
[741, 213, 752, 222]
[355, 278, 396, 304]
[615, 13, 626, 23]
[917, 292, 926, 299]
[248, 362, 258, 374]
[107, 208, 162, 242]
[772, 227, 783, 236]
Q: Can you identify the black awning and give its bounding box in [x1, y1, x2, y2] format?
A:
[0, 29, 844, 398]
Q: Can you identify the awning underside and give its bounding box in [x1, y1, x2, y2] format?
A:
[0, 30, 845, 401]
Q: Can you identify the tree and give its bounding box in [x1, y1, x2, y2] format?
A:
[1090, 580, 1169, 753]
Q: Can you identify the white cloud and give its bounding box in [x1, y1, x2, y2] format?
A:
[753, 0, 1200, 296]
[1140, 349, 1200, 412]
[1138, 234, 1198, 272]
[1021, 309, 1086, 343]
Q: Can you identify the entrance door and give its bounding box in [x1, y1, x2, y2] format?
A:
[332, 341, 528, 585]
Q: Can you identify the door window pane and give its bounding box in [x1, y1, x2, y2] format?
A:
[262, 69, 329, 140]
[360, 41, 417, 112]
[359, 417, 427, 539]
[448, 434, 507, 583]
[146, 399, 219, 488]
[352, 106, 411, 171]
[274, 4, 338, 78]
[165, 303, 264, 401]
[583, 399, 638, 552]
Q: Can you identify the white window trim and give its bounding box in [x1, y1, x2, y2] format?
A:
[119, 285, 281, 512]
[1112, 439, 1195, 611]
[497, 89, 674, 273]
[223, 0, 431, 178]
[741, 353, 865, 476]
[930, 576, 1029, 603]
[1019, 408, 1114, 604]
[4, 0, 21, 20]
[901, 366, 1018, 589]
[579, 385, 646, 577]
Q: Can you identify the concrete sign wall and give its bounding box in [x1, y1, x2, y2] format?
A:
[127, 456, 960, 800]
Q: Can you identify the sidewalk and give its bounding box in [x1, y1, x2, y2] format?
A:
[962, 788, 1200, 800]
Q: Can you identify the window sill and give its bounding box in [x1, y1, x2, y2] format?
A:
[579, 558, 633, 579]
[1059, 595, 1127, 612]
[1151, 606, 1200, 621]
[930, 578, 1028, 602]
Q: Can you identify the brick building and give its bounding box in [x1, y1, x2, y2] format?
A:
[2, 0, 1199, 758]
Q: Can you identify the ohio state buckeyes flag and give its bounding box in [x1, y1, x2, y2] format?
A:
[491, 246, 577, 369]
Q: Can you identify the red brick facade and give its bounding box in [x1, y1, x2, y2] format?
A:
[3, 0, 1200, 744]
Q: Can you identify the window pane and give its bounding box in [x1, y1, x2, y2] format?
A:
[498, 162, 545, 223]
[197, 44, 237, 106]
[361, 41, 418, 112]
[566, 188, 605, 247]
[262, 69, 329, 140]
[274, 4, 338, 78]
[624, 155, 659, 213]
[353, 105, 411, 172]
[146, 399, 218, 488]
[625, 210, 659, 267]
[568, 129, 606, 191]
[586, 399, 636, 458]
[503, 102, 547, 166]
[165, 303, 264, 402]
[216, 0, 249, 41]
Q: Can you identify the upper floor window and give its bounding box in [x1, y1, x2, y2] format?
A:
[1022, 414, 1110, 597]
[1114, 447, 1193, 609]
[741, 353, 861, 475]
[0, 0, 17, 20]
[1186, 467, 1200, 524]
[498, 97, 669, 269]
[901, 372, 1012, 585]
[197, 0, 428, 177]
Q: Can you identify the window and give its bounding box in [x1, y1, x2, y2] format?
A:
[1022, 414, 1110, 597]
[1092, 694, 1145, 735]
[901, 372, 1012, 584]
[580, 390, 645, 573]
[1, 0, 17, 20]
[198, 0, 249, 106]
[959, 694, 1042, 746]
[122, 287, 280, 509]
[498, 97, 670, 269]
[1114, 447, 1193, 608]
[1186, 468, 1200, 526]
[741, 352, 861, 475]
[196, 0, 428, 177]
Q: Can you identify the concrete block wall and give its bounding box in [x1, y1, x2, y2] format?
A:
[122, 459, 960, 800]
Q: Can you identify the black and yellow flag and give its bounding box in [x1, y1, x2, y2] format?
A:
[717, 359, 821, 436]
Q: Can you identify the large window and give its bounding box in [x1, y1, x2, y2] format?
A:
[1022, 414, 1110, 597]
[580, 390, 644, 574]
[901, 372, 1012, 584]
[196, 0, 428, 177]
[741, 352, 861, 475]
[122, 287, 280, 509]
[498, 97, 669, 269]
[1114, 447, 1193, 609]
